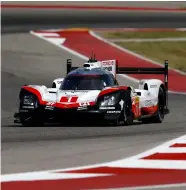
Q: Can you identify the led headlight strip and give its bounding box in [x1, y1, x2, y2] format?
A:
[23, 95, 34, 105]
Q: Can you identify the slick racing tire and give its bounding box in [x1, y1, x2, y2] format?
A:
[141, 86, 165, 124]
[123, 90, 133, 126]
[153, 86, 165, 123]
[110, 90, 133, 126]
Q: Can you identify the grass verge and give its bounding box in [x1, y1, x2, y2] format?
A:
[116, 41, 186, 72]
[103, 31, 186, 39]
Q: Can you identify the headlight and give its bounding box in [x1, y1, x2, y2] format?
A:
[100, 93, 120, 106]
[23, 95, 34, 105]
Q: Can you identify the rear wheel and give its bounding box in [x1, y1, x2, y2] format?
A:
[152, 87, 165, 123]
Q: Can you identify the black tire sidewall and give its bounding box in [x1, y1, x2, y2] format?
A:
[123, 90, 133, 125]
[156, 87, 165, 122]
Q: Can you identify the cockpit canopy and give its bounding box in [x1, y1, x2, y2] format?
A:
[60, 70, 116, 91]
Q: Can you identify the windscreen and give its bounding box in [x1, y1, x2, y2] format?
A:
[60, 74, 114, 90]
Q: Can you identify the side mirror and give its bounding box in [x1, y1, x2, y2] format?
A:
[52, 78, 64, 89]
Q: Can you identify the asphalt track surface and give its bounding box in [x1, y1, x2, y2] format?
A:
[2, 5, 186, 33]
[1, 7, 186, 189]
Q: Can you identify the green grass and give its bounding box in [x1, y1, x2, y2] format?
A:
[104, 31, 186, 39]
[116, 41, 186, 72]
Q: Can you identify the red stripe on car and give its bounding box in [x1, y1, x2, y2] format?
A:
[99, 86, 128, 97]
[22, 86, 47, 105]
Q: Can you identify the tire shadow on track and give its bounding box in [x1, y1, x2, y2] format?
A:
[2, 124, 185, 144]
[4, 120, 185, 128]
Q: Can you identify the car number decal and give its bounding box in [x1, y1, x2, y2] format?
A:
[60, 96, 78, 102]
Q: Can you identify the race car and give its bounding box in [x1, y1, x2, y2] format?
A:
[14, 54, 170, 126]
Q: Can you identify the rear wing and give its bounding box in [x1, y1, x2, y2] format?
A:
[66, 59, 168, 87]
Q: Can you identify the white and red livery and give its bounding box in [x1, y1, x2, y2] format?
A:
[14, 55, 170, 126]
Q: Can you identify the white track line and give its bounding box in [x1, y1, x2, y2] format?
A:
[2, 134, 186, 182]
[157, 147, 186, 153]
[114, 134, 186, 161]
[30, 31, 88, 60]
[1, 172, 110, 182]
[108, 160, 186, 170]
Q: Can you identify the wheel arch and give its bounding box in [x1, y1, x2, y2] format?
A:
[19, 87, 42, 105]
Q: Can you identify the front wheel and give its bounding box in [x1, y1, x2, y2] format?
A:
[122, 90, 133, 126]
[19, 95, 44, 127]
[108, 90, 133, 127]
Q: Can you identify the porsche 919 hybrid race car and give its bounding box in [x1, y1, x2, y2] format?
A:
[14, 55, 170, 126]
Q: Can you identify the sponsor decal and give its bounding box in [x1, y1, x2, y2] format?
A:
[45, 106, 54, 110]
[99, 106, 115, 110]
[77, 102, 90, 110]
[46, 102, 55, 106]
[79, 102, 90, 107]
[144, 100, 154, 107]
[107, 110, 121, 113]
[139, 80, 144, 85]
[135, 103, 140, 117]
[132, 97, 139, 105]
[102, 60, 114, 66]
[103, 66, 112, 71]
[132, 97, 140, 117]
[101, 60, 116, 76]
[135, 97, 140, 103]
[77, 107, 87, 110]
[150, 84, 157, 88]
[22, 105, 34, 109]
[71, 90, 89, 92]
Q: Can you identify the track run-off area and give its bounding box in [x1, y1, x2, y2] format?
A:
[1, 2, 186, 190]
